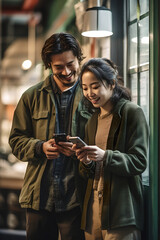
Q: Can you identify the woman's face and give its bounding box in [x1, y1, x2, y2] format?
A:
[82, 71, 114, 110]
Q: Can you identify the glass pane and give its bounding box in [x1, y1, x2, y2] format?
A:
[140, 70, 149, 184]
[142, 150, 149, 185]
[140, 0, 149, 15]
[139, 17, 149, 66]
[128, 23, 137, 69]
[129, 0, 137, 21]
[140, 71, 149, 123]
[130, 73, 138, 104]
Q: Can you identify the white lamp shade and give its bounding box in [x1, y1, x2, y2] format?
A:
[82, 7, 113, 38]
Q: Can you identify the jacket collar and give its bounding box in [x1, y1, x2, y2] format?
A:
[38, 75, 80, 94]
[113, 98, 128, 117]
[107, 98, 128, 149]
[38, 75, 53, 93]
[38, 74, 83, 114]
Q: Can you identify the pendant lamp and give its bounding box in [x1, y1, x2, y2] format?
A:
[81, 5, 113, 38]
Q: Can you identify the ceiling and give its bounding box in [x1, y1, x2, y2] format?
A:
[0, 0, 79, 84]
[1, 0, 56, 59]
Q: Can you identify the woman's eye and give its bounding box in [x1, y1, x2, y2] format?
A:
[92, 85, 99, 89]
[82, 88, 87, 91]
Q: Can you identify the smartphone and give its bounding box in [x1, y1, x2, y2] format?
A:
[53, 133, 67, 144]
[69, 136, 87, 148]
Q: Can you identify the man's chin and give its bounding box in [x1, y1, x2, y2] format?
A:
[62, 75, 78, 86]
[63, 80, 76, 87]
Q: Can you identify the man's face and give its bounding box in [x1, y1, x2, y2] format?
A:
[50, 50, 80, 91]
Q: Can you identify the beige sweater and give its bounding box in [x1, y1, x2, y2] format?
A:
[93, 113, 113, 192]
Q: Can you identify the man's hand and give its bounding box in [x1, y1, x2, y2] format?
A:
[55, 141, 75, 157]
[42, 139, 59, 160]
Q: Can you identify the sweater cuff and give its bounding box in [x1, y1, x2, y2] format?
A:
[103, 151, 108, 166]
[82, 160, 94, 169]
[34, 141, 45, 158]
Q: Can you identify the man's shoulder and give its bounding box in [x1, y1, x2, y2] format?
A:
[22, 76, 51, 96]
[26, 81, 44, 92]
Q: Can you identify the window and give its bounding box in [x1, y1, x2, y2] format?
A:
[127, 0, 149, 184]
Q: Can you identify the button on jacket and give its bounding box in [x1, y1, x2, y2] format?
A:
[9, 76, 91, 211]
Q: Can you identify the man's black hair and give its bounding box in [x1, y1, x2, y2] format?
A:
[41, 32, 84, 69]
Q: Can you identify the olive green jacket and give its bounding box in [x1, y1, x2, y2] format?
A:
[80, 99, 149, 231]
[9, 76, 91, 210]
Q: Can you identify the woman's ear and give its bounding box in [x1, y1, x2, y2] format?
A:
[110, 80, 116, 89]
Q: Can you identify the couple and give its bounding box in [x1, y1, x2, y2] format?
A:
[9, 32, 149, 240]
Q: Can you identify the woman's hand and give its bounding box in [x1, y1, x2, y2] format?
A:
[73, 145, 105, 163]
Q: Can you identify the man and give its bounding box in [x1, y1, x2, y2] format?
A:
[9, 32, 91, 240]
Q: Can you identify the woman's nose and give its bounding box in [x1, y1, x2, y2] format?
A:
[87, 88, 94, 97]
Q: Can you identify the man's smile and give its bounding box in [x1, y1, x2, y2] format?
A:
[55, 71, 74, 81]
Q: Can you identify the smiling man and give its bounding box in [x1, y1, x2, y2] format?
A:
[51, 51, 80, 90]
[9, 33, 91, 240]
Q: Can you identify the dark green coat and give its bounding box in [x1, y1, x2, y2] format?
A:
[80, 99, 149, 231]
[9, 76, 91, 210]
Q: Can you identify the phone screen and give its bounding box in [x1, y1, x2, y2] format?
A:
[69, 137, 87, 147]
[53, 133, 67, 144]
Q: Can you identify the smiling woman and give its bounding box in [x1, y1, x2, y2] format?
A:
[74, 57, 149, 240]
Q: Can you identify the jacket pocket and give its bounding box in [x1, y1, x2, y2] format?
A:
[32, 111, 49, 119]
[32, 111, 49, 140]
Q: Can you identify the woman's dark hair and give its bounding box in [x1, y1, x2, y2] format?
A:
[80, 58, 131, 107]
[41, 32, 84, 69]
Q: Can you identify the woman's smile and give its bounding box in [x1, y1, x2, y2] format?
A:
[88, 97, 100, 105]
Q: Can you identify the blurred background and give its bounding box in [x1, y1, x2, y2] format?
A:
[0, 0, 159, 240]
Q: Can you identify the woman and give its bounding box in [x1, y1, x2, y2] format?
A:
[73, 58, 149, 240]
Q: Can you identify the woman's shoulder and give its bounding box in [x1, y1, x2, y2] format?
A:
[115, 99, 146, 121]
[116, 98, 141, 111]
[121, 100, 147, 124]
[123, 100, 143, 114]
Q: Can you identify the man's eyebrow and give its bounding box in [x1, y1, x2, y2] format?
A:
[53, 60, 74, 67]
[53, 64, 63, 67]
[67, 60, 74, 64]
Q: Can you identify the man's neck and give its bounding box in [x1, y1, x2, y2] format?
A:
[63, 85, 75, 92]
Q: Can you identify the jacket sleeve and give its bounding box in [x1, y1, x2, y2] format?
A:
[79, 161, 95, 179]
[8, 92, 42, 162]
[104, 105, 149, 177]
[79, 121, 96, 179]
